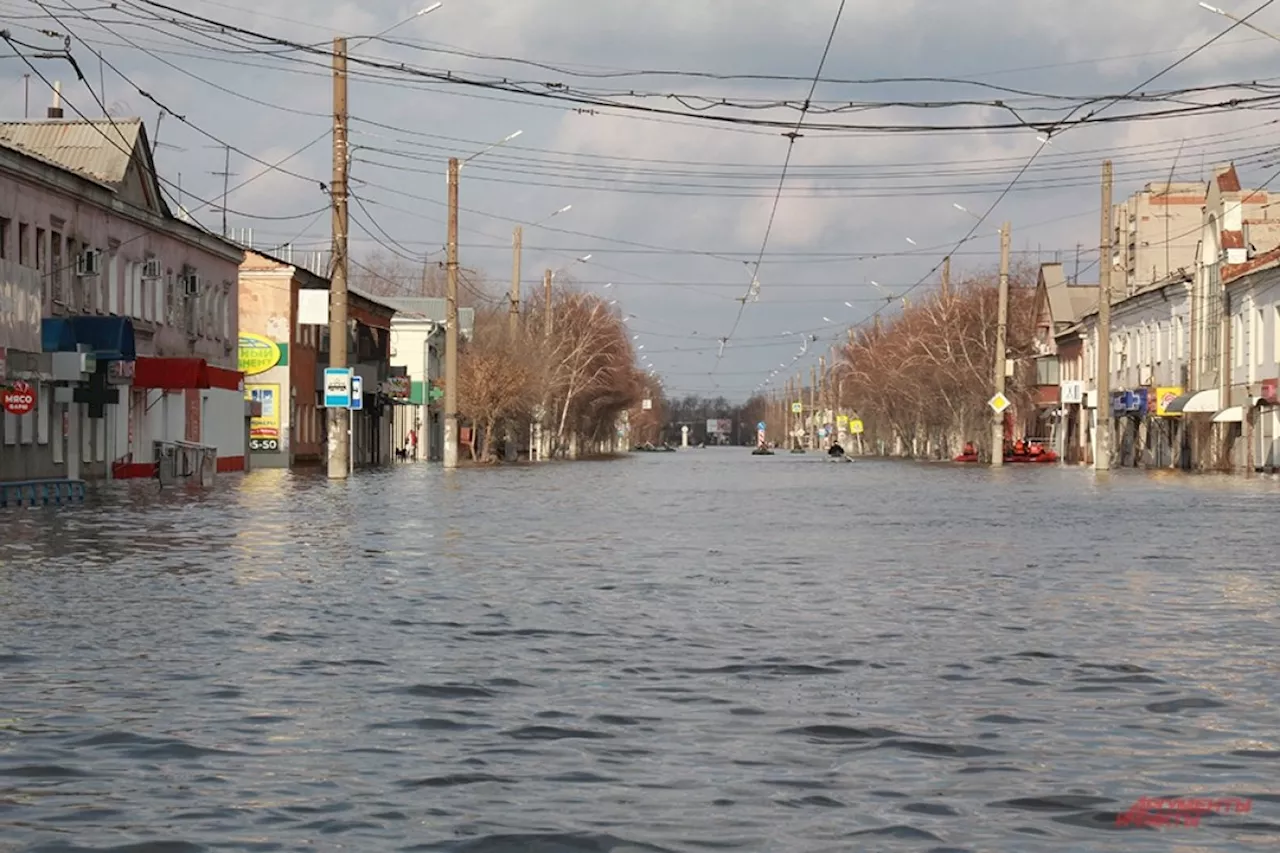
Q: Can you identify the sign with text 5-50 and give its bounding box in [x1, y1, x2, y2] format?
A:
[323, 368, 352, 408]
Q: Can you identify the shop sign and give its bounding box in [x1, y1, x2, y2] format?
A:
[238, 333, 282, 376]
[2, 380, 36, 415]
[1154, 386, 1184, 417]
[1060, 380, 1083, 405]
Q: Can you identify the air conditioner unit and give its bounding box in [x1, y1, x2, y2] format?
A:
[75, 249, 101, 277]
[142, 258, 162, 280]
[182, 274, 200, 297]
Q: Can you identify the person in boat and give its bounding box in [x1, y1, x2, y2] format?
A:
[963, 441, 976, 457]
[828, 442, 845, 457]
[1013, 439, 1025, 455]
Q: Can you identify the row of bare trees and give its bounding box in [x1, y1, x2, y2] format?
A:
[456, 285, 654, 462]
[741, 262, 1039, 459]
[839, 262, 1040, 459]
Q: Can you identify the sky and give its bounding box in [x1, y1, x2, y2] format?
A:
[4, 0, 1280, 401]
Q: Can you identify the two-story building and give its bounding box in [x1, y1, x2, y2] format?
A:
[1030, 262, 1097, 452]
[383, 297, 474, 461]
[1218, 247, 1280, 471]
[0, 116, 247, 486]
[238, 248, 400, 468]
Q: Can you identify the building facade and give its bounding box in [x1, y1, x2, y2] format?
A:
[238, 250, 400, 468]
[383, 297, 474, 462]
[0, 117, 247, 485]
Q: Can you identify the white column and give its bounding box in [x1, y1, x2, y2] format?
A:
[66, 402, 81, 480]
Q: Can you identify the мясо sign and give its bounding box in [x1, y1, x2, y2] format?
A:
[238, 333, 281, 376]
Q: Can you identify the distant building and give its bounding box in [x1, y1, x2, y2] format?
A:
[238, 249, 400, 468]
[0, 115, 247, 485]
[381, 297, 474, 461]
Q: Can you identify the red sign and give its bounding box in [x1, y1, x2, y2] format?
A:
[2, 380, 35, 415]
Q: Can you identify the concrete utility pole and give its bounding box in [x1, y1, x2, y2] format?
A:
[543, 269, 553, 336]
[326, 37, 350, 480]
[443, 156, 461, 470]
[1095, 161, 1113, 471]
[991, 222, 1010, 468]
[505, 226, 522, 463]
[209, 145, 236, 238]
[509, 226, 522, 339]
[818, 355, 827, 448]
[941, 255, 951, 300]
[809, 364, 817, 449]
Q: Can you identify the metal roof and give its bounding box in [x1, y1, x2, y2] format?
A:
[0, 118, 143, 186]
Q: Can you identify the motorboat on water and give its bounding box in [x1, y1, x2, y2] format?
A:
[954, 439, 1059, 464]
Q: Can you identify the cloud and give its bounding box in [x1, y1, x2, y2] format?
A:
[3, 0, 1280, 398]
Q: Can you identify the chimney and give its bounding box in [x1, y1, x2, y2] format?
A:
[47, 81, 63, 119]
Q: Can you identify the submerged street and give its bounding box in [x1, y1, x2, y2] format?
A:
[2, 452, 1278, 851]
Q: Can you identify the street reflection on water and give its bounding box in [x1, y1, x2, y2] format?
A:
[2, 451, 1279, 852]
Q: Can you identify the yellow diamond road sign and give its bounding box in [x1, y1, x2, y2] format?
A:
[988, 392, 1010, 414]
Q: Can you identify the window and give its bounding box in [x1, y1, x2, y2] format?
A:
[18, 222, 29, 266]
[1176, 316, 1185, 360]
[107, 254, 119, 314]
[1258, 308, 1266, 366]
[0, 217, 9, 260]
[1035, 356, 1060, 386]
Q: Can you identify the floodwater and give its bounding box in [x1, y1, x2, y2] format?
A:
[2, 450, 1279, 852]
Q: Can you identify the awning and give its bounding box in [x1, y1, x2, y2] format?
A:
[41, 316, 136, 361]
[135, 357, 243, 391]
[1213, 406, 1244, 423]
[1164, 389, 1219, 414]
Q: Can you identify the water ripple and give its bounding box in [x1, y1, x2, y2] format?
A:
[2, 455, 1278, 850]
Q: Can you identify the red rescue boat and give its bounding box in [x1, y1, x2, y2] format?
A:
[954, 439, 1058, 464]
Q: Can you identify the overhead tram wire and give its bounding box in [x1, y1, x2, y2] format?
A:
[22, 1, 332, 197]
[27, 9, 1280, 169]
[0, 36, 330, 229]
[712, 0, 848, 377]
[98, 0, 1280, 135]
[765, 0, 1280, 392]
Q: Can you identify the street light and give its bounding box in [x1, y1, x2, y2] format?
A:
[444, 128, 523, 470]
[1199, 2, 1280, 42]
[353, 3, 444, 46]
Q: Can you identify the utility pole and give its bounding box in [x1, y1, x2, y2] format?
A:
[991, 222, 1010, 468]
[819, 355, 828, 448]
[941, 255, 950, 300]
[326, 37, 350, 479]
[506, 226, 522, 462]
[809, 364, 817, 450]
[543, 269, 553, 337]
[509, 227, 522, 339]
[24, 74, 30, 118]
[443, 156, 461, 470]
[1095, 161, 1113, 471]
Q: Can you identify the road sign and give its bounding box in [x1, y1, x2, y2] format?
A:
[791, 402, 802, 414]
[988, 392, 1011, 414]
[323, 367, 352, 408]
[756, 421, 766, 431]
[2, 380, 35, 415]
[849, 418, 864, 435]
[350, 375, 364, 410]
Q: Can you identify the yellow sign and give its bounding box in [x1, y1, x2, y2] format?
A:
[791, 401, 803, 413]
[238, 333, 282, 376]
[246, 384, 281, 452]
[837, 414, 849, 429]
[988, 392, 1011, 414]
[1154, 386, 1184, 417]
[849, 418, 864, 435]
